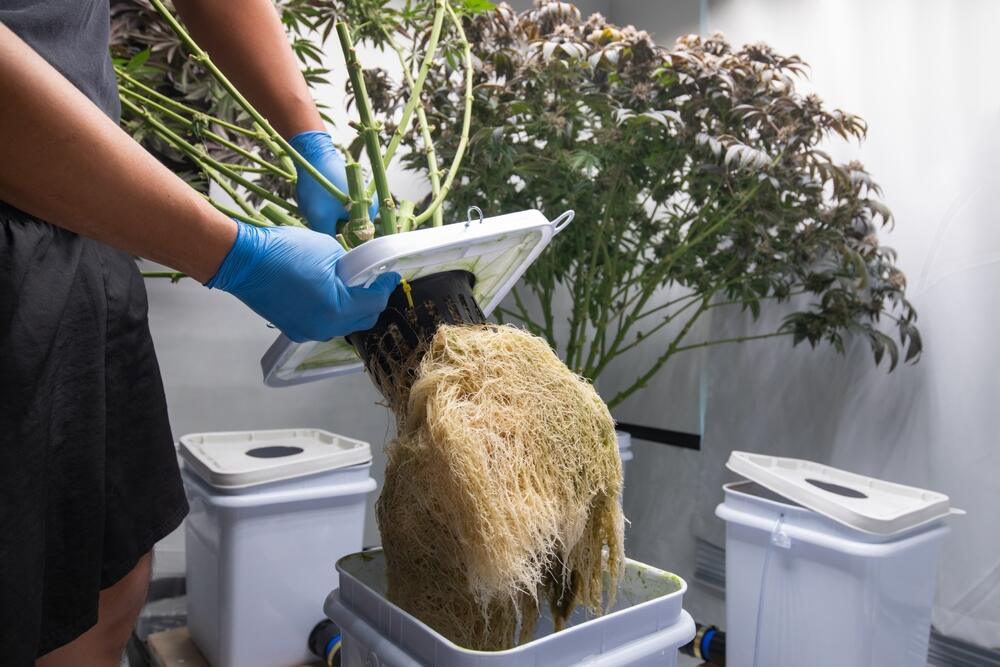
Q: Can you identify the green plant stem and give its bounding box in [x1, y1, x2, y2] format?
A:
[216, 163, 282, 174]
[346, 162, 369, 222]
[377, 23, 445, 226]
[605, 267, 796, 408]
[497, 297, 545, 337]
[396, 199, 416, 232]
[610, 295, 704, 360]
[370, 0, 447, 201]
[413, 2, 472, 226]
[129, 89, 297, 177]
[537, 274, 557, 349]
[634, 291, 702, 322]
[260, 203, 306, 227]
[590, 182, 765, 379]
[672, 331, 792, 355]
[146, 0, 348, 204]
[203, 195, 269, 226]
[607, 297, 711, 409]
[204, 165, 260, 218]
[568, 172, 621, 372]
[336, 22, 395, 235]
[418, 108, 445, 227]
[115, 68, 257, 138]
[582, 227, 624, 374]
[122, 97, 300, 215]
[344, 161, 376, 244]
[123, 80, 291, 179]
[495, 308, 537, 333]
[708, 289, 808, 310]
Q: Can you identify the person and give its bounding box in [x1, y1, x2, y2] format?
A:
[0, 2, 400, 664]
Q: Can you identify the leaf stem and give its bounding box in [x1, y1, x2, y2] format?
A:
[203, 195, 269, 226]
[120, 86, 293, 178]
[377, 17, 446, 226]
[336, 21, 395, 235]
[115, 68, 257, 137]
[121, 97, 298, 214]
[413, 2, 473, 226]
[672, 331, 793, 354]
[370, 0, 447, 203]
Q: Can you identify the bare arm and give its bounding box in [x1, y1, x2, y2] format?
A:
[172, 0, 324, 139]
[0, 23, 236, 282]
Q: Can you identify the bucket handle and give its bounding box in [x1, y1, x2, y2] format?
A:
[552, 209, 575, 235]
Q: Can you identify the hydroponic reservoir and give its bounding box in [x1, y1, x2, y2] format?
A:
[717, 452, 961, 667]
[324, 549, 695, 667]
[180, 428, 376, 667]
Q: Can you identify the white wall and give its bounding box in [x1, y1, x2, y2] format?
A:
[680, 0, 999, 647]
[507, 0, 611, 15]
[610, 0, 701, 40]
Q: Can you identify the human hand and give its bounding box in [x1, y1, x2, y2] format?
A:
[289, 130, 379, 236]
[206, 222, 399, 342]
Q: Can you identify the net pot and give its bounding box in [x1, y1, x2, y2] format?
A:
[346, 270, 484, 396]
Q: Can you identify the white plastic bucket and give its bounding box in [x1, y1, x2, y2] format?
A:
[717, 481, 949, 667]
[181, 429, 376, 667]
[324, 549, 695, 667]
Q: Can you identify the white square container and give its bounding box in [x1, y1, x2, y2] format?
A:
[179, 429, 377, 667]
[324, 549, 695, 667]
[717, 478, 952, 667]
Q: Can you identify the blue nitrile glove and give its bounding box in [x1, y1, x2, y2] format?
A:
[207, 222, 400, 342]
[290, 130, 380, 236]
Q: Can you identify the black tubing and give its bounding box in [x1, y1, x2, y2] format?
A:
[681, 622, 726, 666]
[308, 619, 342, 666]
[346, 270, 485, 395]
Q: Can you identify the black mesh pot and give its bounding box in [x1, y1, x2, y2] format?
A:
[346, 270, 485, 396]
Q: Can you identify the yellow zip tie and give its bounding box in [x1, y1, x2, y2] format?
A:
[400, 278, 414, 308]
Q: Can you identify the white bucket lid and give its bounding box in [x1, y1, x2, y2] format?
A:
[260, 208, 574, 387]
[726, 451, 964, 536]
[179, 428, 371, 490]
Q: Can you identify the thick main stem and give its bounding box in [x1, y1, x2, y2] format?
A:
[336, 21, 396, 236]
[147, 0, 348, 204]
[344, 161, 375, 244]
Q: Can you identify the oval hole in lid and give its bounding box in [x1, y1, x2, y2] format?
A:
[805, 478, 868, 499]
[246, 446, 304, 459]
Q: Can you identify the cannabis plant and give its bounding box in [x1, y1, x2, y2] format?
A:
[112, 0, 921, 410]
[387, 2, 921, 407]
[109, 0, 482, 263]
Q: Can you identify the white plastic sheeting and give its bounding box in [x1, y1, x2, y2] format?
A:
[687, 0, 1000, 647]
